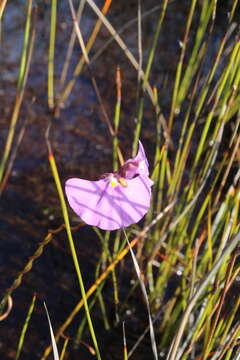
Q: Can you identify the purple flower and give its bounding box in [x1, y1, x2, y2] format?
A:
[65, 141, 153, 230]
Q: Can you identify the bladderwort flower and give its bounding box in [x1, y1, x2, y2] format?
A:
[65, 141, 153, 230]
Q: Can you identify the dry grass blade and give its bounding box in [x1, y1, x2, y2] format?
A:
[0, 0, 8, 20]
[59, 0, 112, 105]
[123, 229, 158, 360]
[0, 1, 35, 185]
[67, 0, 114, 137]
[122, 322, 128, 360]
[59, 0, 86, 89]
[44, 302, 60, 360]
[91, 4, 162, 63]
[84, 0, 172, 146]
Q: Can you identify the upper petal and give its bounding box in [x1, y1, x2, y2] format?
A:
[123, 140, 149, 179]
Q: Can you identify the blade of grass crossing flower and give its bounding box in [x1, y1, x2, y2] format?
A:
[113, 66, 122, 171]
[123, 229, 158, 360]
[44, 302, 59, 360]
[48, 0, 57, 110]
[15, 294, 36, 360]
[48, 153, 102, 360]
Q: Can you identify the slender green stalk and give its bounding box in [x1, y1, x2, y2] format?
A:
[132, 0, 169, 155]
[0, 0, 34, 184]
[18, 0, 32, 89]
[60, 338, 69, 360]
[48, 153, 102, 360]
[15, 294, 36, 360]
[48, 0, 57, 110]
[168, 0, 197, 131]
[192, 41, 240, 169]
[113, 66, 122, 171]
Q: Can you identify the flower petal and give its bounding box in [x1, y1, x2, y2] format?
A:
[65, 175, 152, 230]
[124, 140, 149, 178]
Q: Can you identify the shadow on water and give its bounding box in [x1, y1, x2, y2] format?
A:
[0, 0, 235, 358]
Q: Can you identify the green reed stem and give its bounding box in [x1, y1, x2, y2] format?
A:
[18, 0, 32, 89]
[177, 0, 213, 106]
[168, 0, 197, 131]
[113, 66, 122, 171]
[0, 0, 34, 184]
[48, 0, 57, 110]
[60, 337, 69, 360]
[48, 153, 102, 360]
[15, 294, 36, 360]
[132, 0, 169, 156]
[193, 40, 240, 169]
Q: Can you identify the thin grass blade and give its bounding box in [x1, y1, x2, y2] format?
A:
[123, 229, 158, 360]
[44, 302, 60, 360]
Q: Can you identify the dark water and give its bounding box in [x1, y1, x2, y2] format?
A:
[0, 0, 234, 359]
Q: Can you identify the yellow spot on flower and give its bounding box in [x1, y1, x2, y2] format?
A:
[118, 177, 128, 187]
[109, 175, 128, 188]
[110, 178, 119, 187]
